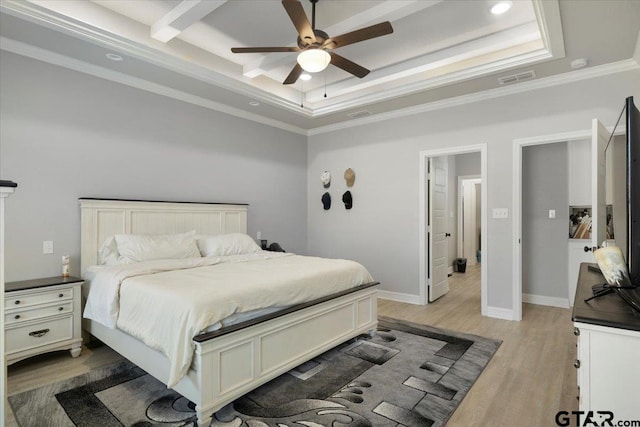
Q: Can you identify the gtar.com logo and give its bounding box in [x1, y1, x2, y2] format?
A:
[555, 411, 614, 426]
[555, 411, 640, 427]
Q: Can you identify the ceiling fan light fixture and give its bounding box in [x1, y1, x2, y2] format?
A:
[300, 73, 312, 81]
[297, 49, 330, 73]
[490, 1, 512, 15]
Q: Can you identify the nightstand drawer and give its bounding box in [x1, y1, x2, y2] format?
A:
[5, 316, 74, 354]
[5, 288, 72, 309]
[5, 302, 73, 325]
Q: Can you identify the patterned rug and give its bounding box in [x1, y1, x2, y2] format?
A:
[9, 317, 501, 427]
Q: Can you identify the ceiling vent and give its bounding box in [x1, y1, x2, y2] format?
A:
[347, 110, 373, 119]
[498, 70, 536, 85]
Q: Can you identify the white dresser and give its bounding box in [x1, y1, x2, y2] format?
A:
[5, 276, 83, 365]
[572, 264, 640, 420]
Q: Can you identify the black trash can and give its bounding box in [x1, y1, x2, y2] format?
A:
[455, 258, 467, 273]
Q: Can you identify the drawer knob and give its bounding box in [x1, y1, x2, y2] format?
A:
[14, 300, 20, 305]
[14, 314, 20, 320]
[58, 307, 64, 311]
[59, 293, 64, 298]
[28, 328, 50, 338]
[574, 360, 581, 369]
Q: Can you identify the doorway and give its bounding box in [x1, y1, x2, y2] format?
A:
[419, 144, 488, 316]
[512, 123, 619, 320]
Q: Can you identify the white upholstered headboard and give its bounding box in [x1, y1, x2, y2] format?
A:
[79, 198, 248, 274]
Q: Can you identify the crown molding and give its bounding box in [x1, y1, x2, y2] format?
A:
[0, 37, 308, 136]
[0, 0, 566, 119]
[308, 59, 640, 136]
[0, 0, 312, 116]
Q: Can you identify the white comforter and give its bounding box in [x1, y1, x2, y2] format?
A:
[83, 252, 374, 387]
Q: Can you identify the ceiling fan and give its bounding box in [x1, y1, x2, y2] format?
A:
[231, 0, 393, 85]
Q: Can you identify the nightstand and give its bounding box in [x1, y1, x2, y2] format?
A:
[5, 276, 83, 365]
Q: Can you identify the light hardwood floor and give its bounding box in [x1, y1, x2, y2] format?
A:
[379, 263, 578, 426]
[6, 264, 578, 426]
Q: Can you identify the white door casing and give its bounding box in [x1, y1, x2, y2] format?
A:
[591, 119, 609, 252]
[428, 156, 449, 302]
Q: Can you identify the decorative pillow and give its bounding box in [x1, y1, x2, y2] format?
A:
[114, 230, 201, 263]
[197, 233, 261, 257]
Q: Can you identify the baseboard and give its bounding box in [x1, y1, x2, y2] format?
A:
[523, 293, 570, 308]
[377, 290, 423, 305]
[486, 306, 516, 320]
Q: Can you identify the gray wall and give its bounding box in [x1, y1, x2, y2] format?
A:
[307, 68, 639, 311]
[522, 143, 569, 299]
[0, 52, 308, 281]
[455, 152, 481, 177]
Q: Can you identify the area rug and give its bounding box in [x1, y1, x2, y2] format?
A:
[9, 317, 501, 427]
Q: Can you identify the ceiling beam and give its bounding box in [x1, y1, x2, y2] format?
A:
[242, 0, 442, 78]
[151, 0, 227, 43]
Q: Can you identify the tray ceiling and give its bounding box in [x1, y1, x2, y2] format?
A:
[1, 0, 639, 133]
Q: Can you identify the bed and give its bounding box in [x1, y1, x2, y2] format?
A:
[79, 198, 379, 426]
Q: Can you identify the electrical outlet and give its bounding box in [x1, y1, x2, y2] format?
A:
[257, 231, 262, 240]
[43, 240, 54, 254]
[549, 209, 556, 219]
[492, 208, 509, 219]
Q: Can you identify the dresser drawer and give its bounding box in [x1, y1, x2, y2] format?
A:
[5, 288, 72, 309]
[5, 302, 73, 325]
[5, 316, 74, 354]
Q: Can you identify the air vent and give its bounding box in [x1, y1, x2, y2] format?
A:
[347, 110, 373, 119]
[498, 70, 536, 85]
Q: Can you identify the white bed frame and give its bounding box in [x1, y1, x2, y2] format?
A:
[79, 198, 378, 426]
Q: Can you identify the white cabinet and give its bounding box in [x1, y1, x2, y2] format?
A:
[568, 139, 592, 206]
[573, 263, 640, 419]
[5, 277, 83, 364]
[574, 322, 640, 418]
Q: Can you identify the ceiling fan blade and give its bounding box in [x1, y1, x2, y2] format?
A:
[329, 52, 369, 78]
[324, 21, 393, 49]
[231, 47, 300, 53]
[282, 0, 316, 44]
[283, 63, 303, 85]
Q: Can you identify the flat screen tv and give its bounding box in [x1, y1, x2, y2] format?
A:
[607, 96, 640, 311]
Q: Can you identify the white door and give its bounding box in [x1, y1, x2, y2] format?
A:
[428, 156, 449, 302]
[590, 119, 609, 252]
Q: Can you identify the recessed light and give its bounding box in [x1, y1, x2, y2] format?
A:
[105, 53, 123, 61]
[570, 58, 589, 69]
[299, 73, 312, 81]
[490, 1, 512, 15]
[249, 101, 260, 106]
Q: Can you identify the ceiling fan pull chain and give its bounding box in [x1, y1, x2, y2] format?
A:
[324, 72, 327, 98]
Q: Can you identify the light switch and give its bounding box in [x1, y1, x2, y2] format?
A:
[257, 231, 262, 240]
[492, 208, 509, 219]
[43, 240, 54, 254]
[549, 209, 556, 219]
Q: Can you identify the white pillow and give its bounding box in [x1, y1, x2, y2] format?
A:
[98, 236, 129, 265]
[197, 233, 261, 257]
[114, 230, 201, 263]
